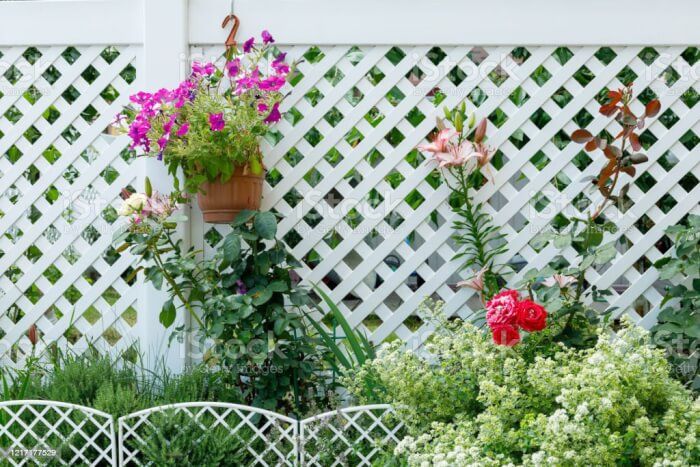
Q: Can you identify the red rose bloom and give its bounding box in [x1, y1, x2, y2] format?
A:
[491, 324, 521, 347]
[516, 299, 547, 332]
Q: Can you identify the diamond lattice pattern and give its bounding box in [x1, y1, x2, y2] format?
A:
[118, 403, 297, 466]
[0, 401, 115, 466]
[192, 44, 700, 347]
[0, 45, 140, 366]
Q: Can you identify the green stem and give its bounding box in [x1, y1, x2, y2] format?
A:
[152, 249, 204, 328]
[455, 167, 489, 269]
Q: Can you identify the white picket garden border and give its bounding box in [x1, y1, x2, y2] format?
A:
[300, 404, 404, 467]
[0, 400, 116, 466]
[118, 402, 299, 466]
[0, 400, 400, 466]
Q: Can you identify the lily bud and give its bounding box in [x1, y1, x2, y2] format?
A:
[443, 106, 451, 121]
[467, 112, 476, 129]
[28, 324, 38, 347]
[454, 112, 464, 133]
[144, 176, 153, 197]
[474, 118, 488, 143]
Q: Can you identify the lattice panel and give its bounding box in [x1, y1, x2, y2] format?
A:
[192, 44, 700, 347]
[300, 404, 405, 466]
[118, 402, 298, 466]
[0, 45, 140, 366]
[0, 400, 116, 466]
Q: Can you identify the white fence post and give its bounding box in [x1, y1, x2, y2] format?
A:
[136, 0, 191, 372]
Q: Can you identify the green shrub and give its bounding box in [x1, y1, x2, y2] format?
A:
[131, 411, 252, 466]
[651, 214, 700, 392]
[347, 303, 700, 466]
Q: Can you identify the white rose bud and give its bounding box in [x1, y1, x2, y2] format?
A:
[118, 193, 148, 216]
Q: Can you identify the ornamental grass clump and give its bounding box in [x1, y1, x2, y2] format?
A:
[346, 302, 699, 466]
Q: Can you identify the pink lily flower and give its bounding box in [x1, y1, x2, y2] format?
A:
[543, 274, 577, 288]
[456, 267, 487, 292]
[417, 129, 457, 154]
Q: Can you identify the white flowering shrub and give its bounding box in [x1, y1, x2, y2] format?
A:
[346, 305, 699, 466]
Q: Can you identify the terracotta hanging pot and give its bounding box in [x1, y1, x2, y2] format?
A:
[197, 164, 263, 223]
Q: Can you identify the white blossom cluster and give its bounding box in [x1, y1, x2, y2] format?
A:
[346, 308, 699, 466]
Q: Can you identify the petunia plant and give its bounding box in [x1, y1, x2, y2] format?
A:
[117, 30, 291, 194]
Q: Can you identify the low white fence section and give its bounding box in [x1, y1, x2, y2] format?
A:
[0, 400, 399, 466]
[300, 404, 405, 467]
[118, 402, 298, 466]
[0, 400, 116, 466]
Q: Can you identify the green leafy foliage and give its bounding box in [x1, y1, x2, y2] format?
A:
[305, 286, 380, 400]
[132, 411, 252, 466]
[651, 214, 700, 391]
[522, 219, 617, 349]
[347, 304, 700, 465]
[120, 209, 326, 413]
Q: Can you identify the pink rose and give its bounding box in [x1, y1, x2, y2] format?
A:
[485, 289, 519, 327]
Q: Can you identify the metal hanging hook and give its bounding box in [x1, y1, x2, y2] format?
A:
[222, 0, 239, 57]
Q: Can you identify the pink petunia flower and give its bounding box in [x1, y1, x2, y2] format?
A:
[259, 76, 286, 92]
[226, 58, 240, 77]
[209, 113, 225, 131]
[243, 37, 255, 53]
[176, 122, 189, 137]
[191, 61, 215, 77]
[272, 53, 289, 74]
[261, 30, 274, 44]
[263, 102, 281, 124]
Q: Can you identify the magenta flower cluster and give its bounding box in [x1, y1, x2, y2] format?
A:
[126, 78, 197, 156]
[121, 30, 289, 160]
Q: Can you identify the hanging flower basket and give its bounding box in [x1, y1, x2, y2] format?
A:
[197, 163, 264, 223]
[116, 29, 290, 224]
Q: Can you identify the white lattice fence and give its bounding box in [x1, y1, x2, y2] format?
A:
[0, 400, 116, 466]
[0, 400, 401, 466]
[0, 42, 142, 366]
[300, 404, 405, 466]
[2, 0, 700, 367]
[118, 402, 298, 466]
[191, 41, 700, 347]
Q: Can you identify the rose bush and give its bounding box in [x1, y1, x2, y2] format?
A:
[346, 301, 699, 466]
[485, 289, 548, 346]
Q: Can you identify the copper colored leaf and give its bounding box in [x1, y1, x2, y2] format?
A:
[629, 153, 648, 164]
[585, 139, 598, 152]
[603, 145, 621, 160]
[598, 159, 616, 187]
[645, 99, 661, 118]
[621, 166, 636, 177]
[629, 133, 642, 152]
[608, 90, 622, 102]
[571, 129, 594, 143]
[600, 103, 618, 116]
